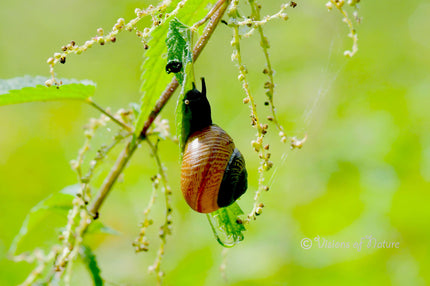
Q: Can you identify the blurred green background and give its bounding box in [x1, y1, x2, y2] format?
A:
[1, 0, 429, 285]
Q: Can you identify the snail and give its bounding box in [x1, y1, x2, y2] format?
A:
[180, 78, 248, 213]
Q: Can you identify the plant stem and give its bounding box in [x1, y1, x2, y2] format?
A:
[88, 140, 138, 218]
[90, 0, 229, 218]
[191, 0, 226, 30]
[249, 0, 283, 132]
[86, 98, 134, 132]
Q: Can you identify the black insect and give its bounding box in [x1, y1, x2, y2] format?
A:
[165, 60, 183, 74]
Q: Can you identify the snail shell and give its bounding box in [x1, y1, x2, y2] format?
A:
[181, 125, 235, 213]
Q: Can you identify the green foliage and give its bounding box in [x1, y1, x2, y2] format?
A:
[207, 203, 246, 247]
[133, 0, 216, 140]
[9, 185, 79, 255]
[0, 76, 95, 106]
[166, 18, 193, 84]
[175, 63, 194, 153]
[133, 17, 176, 140]
[165, 18, 195, 153]
[80, 245, 104, 286]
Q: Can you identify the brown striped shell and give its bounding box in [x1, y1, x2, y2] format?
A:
[181, 125, 235, 213]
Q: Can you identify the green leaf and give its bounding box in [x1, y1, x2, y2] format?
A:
[207, 202, 246, 247]
[9, 185, 80, 255]
[0, 76, 96, 106]
[133, 18, 176, 142]
[165, 18, 195, 153]
[166, 18, 193, 85]
[80, 245, 104, 286]
[175, 63, 194, 154]
[133, 0, 217, 141]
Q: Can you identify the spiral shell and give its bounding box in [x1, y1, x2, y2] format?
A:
[181, 125, 235, 213]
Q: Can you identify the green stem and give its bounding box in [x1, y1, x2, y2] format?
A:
[87, 139, 138, 218]
[86, 98, 134, 132]
[249, 0, 283, 132]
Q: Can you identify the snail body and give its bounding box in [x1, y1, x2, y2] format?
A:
[180, 78, 247, 213]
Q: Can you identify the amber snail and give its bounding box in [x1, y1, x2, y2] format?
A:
[180, 78, 248, 213]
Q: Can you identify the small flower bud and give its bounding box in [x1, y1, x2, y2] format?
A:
[256, 136, 263, 145]
[251, 140, 260, 152]
[344, 50, 352, 57]
[85, 40, 93, 48]
[264, 81, 272, 89]
[255, 207, 263, 215]
[45, 79, 53, 87]
[264, 160, 273, 170]
[280, 13, 289, 20]
[135, 8, 143, 17]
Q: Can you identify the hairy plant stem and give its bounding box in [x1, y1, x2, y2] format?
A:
[90, 0, 229, 218]
[86, 98, 134, 132]
[249, 0, 283, 132]
[88, 140, 138, 218]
